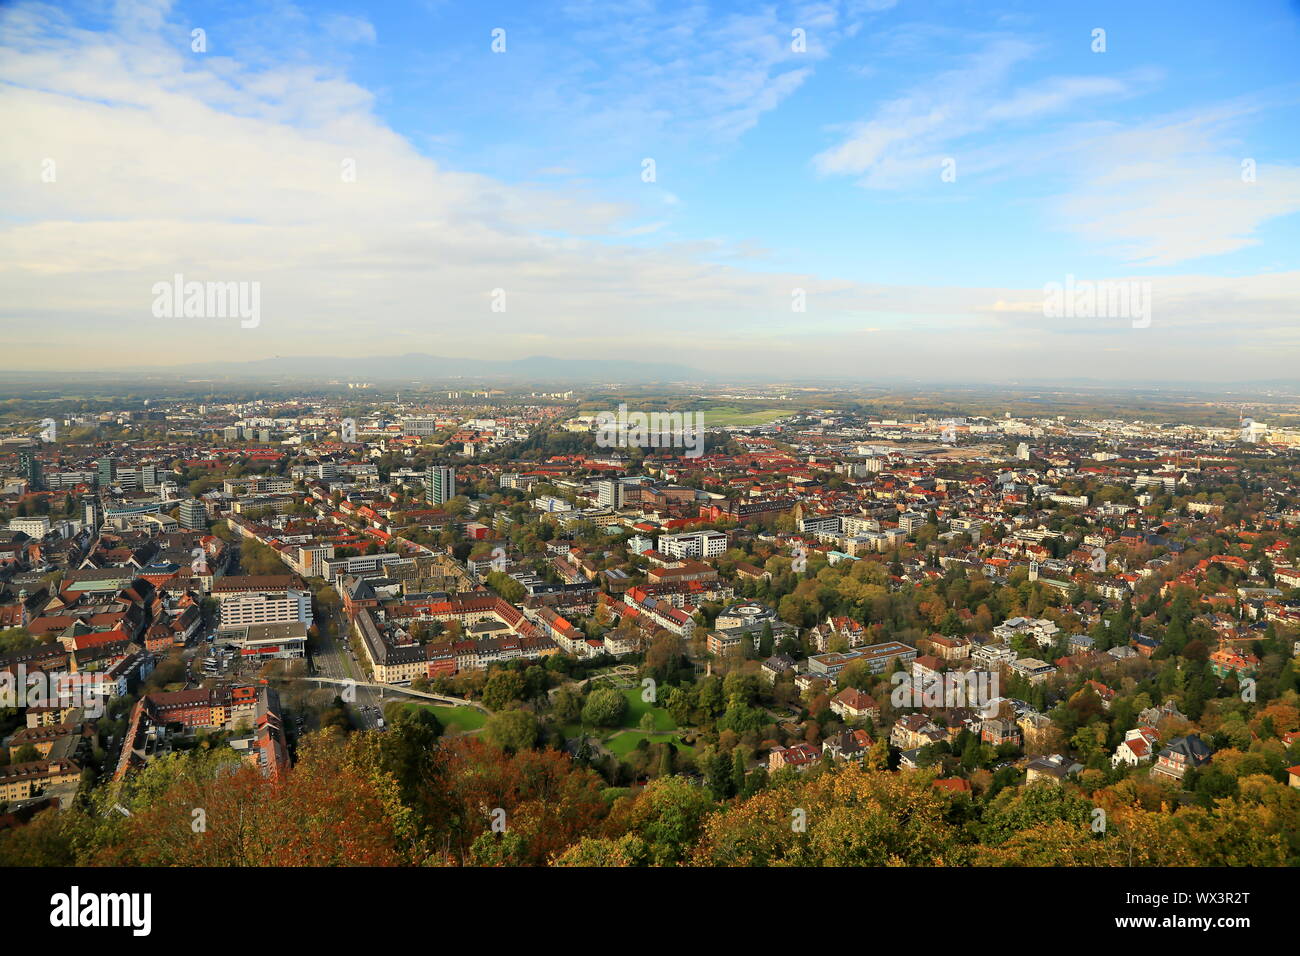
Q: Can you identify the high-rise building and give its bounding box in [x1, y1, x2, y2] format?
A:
[595, 479, 623, 509]
[96, 458, 114, 488]
[179, 498, 208, 531]
[17, 450, 42, 490]
[424, 465, 456, 505]
[82, 496, 100, 533]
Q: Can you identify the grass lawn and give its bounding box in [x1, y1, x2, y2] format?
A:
[559, 690, 687, 756]
[411, 704, 486, 734]
[620, 687, 676, 731]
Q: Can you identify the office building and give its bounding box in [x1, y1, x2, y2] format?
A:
[595, 479, 623, 509]
[179, 498, 208, 531]
[212, 576, 313, 628]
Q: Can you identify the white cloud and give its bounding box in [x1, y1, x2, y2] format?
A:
[1052, 110, 1300, 265]
[0, 1, 1295, 382]
[813, 37, 1132, 187]
[813, 34, 1300, 268]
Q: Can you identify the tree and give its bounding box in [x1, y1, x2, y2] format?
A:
[483, 709, 540, 753]
[657, 743, 675, 778]
[552, 685, 582, 723]
[581, 688, 627, 728]
[0, 628, 38, 655]
[483, 669, 527, 711]
[706, 752, 734, 800]
[689, 763, 955, 866]
[731, 748, 747, 795]
[85, 736, 403, 866]
[552, 833, 650, 867]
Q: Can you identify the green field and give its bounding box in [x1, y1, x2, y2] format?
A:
[408, 704, 486, 734]
[620, 687, 676, 731]
[696, 405, 790, 426]
[554, 687, 682, 755]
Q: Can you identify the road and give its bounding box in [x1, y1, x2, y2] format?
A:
[222, 528, 451, 729]
[307, 605, 387, 729]
[299, 606, 486, 725]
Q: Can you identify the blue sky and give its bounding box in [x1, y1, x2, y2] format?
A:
[2, 0, 1299, 381]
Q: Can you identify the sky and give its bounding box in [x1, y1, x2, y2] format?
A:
[1, 0, 1299, 383]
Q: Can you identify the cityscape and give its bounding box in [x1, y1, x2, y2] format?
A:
[0, 0, 1297, 916]
[1, 386, 1298, 877]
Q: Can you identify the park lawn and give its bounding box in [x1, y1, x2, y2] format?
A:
[620, 687, 676, 731]
[604, 730, 696, 757]
[417, 704, 486, 734]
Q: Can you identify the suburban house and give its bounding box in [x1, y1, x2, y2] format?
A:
[1025, 753, 1083, 784]
[768, 742, 821, 773]
[822, 728, 873, 763]
[830, 687, 879, 721]
[1112, 726, 1160, 767]
[980, 716, 1022, 748]
[890, 713, 944, 750]
[1151, 735, 1213, 782]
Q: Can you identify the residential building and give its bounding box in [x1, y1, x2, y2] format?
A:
[424, 465, 456, 505]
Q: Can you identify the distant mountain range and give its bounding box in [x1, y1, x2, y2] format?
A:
[0, 353, 707, 385]
[0, 355, 1296, 396]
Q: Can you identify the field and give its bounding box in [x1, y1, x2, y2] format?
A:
[620, 686, 676, 731]
[697, 405, 791, 426]
[558, 686, 689, 755]
[405, 704, 486, 734]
